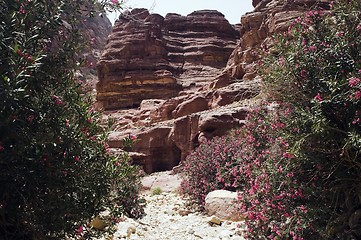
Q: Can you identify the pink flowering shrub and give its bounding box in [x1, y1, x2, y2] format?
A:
[259, 0, 361, 238]
[235, 105, 330, 239]
[181, 104, 322, 238]
[182, 0, 361, 239]
[180, 132, 244, 208]
[122, 134, 140, 151]
[0, 1, 142, 239]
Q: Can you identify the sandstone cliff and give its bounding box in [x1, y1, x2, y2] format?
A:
[97, 9, 239, 110]
[97, 0, 331, 173]
[77, 13, 112, 92]
[225, 0, 331, 81]
[81, 13, 112, 67]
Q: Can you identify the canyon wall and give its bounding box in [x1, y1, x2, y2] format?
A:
[224, 0, 331, 81]
[97, 9, 239, 110]
[97, 0, 331, 173]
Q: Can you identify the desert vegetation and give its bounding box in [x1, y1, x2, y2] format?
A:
[181, 0, 361, 239]
[0, 0, 143, 239]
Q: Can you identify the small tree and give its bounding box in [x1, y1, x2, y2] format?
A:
[0, 0, 142, 239]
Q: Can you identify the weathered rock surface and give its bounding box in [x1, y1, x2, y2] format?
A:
[96, 8, 239, 110]
[81, 14, 112, 66]
[97, 1, 332, 173]
[141, 170, 182, 193]
[205, 190, 244, 222]
[78, 12, 112, 93]
[224, 0, 331, 81]
[97, 8, 260, 173]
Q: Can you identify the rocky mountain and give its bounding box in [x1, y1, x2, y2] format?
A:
[224, 0, 331, 81]
[97, 8, 240, 110]
[81, 13, 112, 67]
[96, 0, 331, 173]
[77, 12, 112, 92]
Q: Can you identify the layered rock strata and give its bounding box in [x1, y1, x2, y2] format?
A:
[97, 9, 239, 110]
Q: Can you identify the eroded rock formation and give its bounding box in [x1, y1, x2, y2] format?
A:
[224, 0, 331, 81]
[97, 9, 239, 110]
[97, 0, 331, 173]
[78, 13, 112, 91]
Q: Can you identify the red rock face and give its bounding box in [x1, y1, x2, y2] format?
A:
[225, 0, 331, 81]
[98, 0, 331, 173]
[96, 8, 239, 110]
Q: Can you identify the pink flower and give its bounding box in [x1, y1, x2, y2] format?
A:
[314, 93, 323, 101]
[309, 45, 317, 52]
[74, 156, 80, 161]
[283, 152, 295, 159]
[300, 69, 308, 78]
[297, 205, 308, 213]
[111, 0, 119, 4]
[348, 77, 360, 87]
[51, 95, 64, 106]
[278, 57, 284, 65]
[357, 24, 361, 32]
[336, 31, 344, 37]
[352, 118, 360, 125]
[355, 90, 361, 100]
[28, 115, 35, 123]
[65, 119, 70, 127]
[76, 225, 83, 236]
[0, 144, 4, 152]
[321, 41, 330, 48]
[19, 6, 26, 14]
[131, 134, 137, 141]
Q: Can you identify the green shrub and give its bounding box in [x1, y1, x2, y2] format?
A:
[151, 187, 163, 196]
[0, 0, 142, 239]
[182, 0, 361, 239]
[260, 0, 361, 238]
[180, 132, 245, 208]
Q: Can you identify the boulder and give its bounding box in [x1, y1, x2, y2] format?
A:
[205, 190, 244, 222]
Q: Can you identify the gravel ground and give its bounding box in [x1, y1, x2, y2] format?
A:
[110, 171, 247, 240]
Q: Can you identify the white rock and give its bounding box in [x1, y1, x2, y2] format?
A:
[207, 215, 222, 225]
[218, 229, 234, 238]
[205, 190, 244, 221]
[96, 172, 248, 240]
[113, 222, 136, 239]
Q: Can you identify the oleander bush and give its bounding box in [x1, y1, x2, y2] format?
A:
[180, 132, 244, 208]
[181, 0, 361, 239]
[259, 0, 361, 238]
[0, 0, 143, 239]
